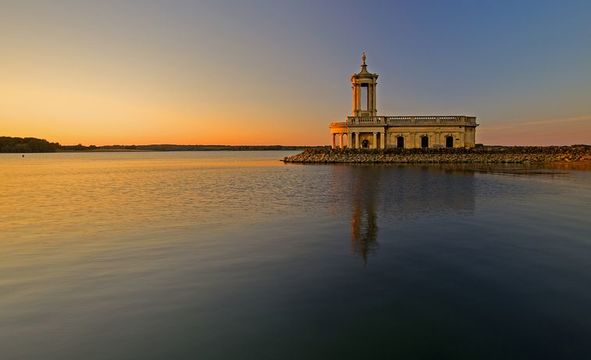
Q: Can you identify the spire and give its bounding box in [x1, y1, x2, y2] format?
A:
[361, 51, 367, 72]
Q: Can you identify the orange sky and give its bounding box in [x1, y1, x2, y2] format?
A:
[1, 1, 589, 146]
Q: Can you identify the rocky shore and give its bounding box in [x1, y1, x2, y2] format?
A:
[283, 145, 591, 164]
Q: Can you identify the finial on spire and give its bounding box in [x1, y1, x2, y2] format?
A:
[361, 51, 367, 66]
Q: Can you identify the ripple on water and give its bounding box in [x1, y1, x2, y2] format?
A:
[1, 151, 590, 359]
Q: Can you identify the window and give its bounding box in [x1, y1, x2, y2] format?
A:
[446, 136, 454, 148]
[421, 136, 429, 148]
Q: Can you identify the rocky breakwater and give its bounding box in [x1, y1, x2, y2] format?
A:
[283, 145, 591, 164]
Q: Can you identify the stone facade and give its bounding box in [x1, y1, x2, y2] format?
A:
[330, 53, 478, 149]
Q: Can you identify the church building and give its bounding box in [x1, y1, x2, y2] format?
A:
[330, 53, 478, 149]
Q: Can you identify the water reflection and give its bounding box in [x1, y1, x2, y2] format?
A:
[435, 161, 591, 174]
[333, 165, 476, 263]
[350, 168, 379, 264]
[1, 153, 590, 359]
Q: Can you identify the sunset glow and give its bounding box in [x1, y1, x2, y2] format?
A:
[1, 1, 590, 145]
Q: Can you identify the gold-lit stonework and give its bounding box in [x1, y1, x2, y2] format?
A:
[330, 53, 478, 149]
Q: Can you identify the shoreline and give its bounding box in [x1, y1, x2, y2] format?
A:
[0, 137, 307, 153]
[283, 146, 591, 164]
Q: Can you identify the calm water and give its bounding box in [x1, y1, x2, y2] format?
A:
[1, 151, 590, 359]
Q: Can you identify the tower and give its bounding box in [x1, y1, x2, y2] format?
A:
[351, 52, 379, 117]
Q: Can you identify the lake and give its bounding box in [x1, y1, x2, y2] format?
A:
[1, 151, 590, 359]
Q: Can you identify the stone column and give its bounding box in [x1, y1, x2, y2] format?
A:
[355, 87, 360, 114]
[369, 84, 373, 114]
[348, 132, 353, 148]
[373, 84, 377, 115]
[381, 131, 386, 149]
[339, 134, 343, 148]
[373, 132, 377, 149]
[332, 133, 336, 149]
[367, 85, 372, 113]
[352, 86, 356, 115]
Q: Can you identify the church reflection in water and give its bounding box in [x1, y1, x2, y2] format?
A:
[350, 168, 379, 264]
[331, 165, 477, 264]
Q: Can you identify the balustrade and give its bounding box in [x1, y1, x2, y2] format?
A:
[346, 115, 477, 126]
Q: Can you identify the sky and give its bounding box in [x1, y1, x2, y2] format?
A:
[0, 0, 590, 146]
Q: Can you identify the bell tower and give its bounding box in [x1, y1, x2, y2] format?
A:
[351, 52, 379, 117]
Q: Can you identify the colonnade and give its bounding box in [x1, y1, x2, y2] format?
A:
[346, 131, 386, 149]
[331, 133, 348, 149]
[332, 131, 462, 149]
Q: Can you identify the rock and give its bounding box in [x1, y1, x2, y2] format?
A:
[282, 146, 591, 165]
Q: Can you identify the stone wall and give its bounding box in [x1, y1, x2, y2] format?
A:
[386, 126, 469, 148]
[283, 146, 591, 164]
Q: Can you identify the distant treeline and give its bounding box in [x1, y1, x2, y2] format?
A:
[60, 144, 307, 151]
[0, 137, 307, 153]
[0, 137, 60, 153]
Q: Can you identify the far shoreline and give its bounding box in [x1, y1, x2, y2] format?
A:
[0, 137, 308, 153]
[56, 147, 305, 153]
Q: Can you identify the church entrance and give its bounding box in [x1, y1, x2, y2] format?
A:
[396, 136, 404, 148]
[446, 136, 454, 148]
[361, 139, 370, 149]
[421, 136, 429, 148]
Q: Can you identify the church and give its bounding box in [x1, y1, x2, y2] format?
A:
[330, 53, 478, 149]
